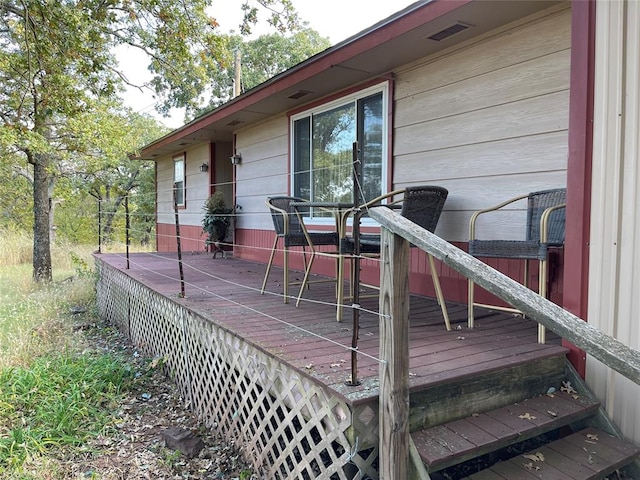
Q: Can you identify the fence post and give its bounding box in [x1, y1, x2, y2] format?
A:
[378, 226, 410, 479]
[173, 184, 186, 298]
[97, 197, 102, 254]
[125, 195, 130, 269]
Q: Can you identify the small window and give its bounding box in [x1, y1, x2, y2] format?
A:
[174, 155, 185, 207]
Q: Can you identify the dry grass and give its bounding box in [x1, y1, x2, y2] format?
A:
[0, 230, 97, 368]
[0, 227, 33, 266]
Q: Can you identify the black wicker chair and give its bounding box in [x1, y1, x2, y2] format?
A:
[260, 196, 339, 303]
[467, 188, 566, 343]
[344, 185, 451, 330]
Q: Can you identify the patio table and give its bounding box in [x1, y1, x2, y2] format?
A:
[290, 201, 357, 322]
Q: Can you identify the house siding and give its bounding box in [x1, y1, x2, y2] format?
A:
[157, 143, 210, 227]
[393, 6, 571, 243]
[242, 8, 568, 301]
[156, 144, 211, 252]
[586, 0, 640, 444]
[234, 115, 289, 233]
[157, 6, 572, 304]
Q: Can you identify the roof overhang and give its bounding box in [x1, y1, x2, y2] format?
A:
[136, 0, 563, 160]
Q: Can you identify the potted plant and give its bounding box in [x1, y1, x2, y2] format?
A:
[202, 191, 233, 258]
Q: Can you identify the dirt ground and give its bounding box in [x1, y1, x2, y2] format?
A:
[57, 318, 634, 480]
[61, 321, 257, 480]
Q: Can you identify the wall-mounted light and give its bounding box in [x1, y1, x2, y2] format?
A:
[200, 163, 209, 173]
[230, 154, 242, 165]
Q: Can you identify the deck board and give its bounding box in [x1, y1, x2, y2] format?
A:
[98, 252, 568, 405]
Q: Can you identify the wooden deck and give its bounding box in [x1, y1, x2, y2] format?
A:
[97, 251, 567, 406]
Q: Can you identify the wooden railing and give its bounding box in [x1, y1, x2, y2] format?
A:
[369, 206, 640, 479]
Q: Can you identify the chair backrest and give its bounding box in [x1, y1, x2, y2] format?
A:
[401, 186, 449, 233]
[526, 188, 566, 245]
[266, 196, 307, 236]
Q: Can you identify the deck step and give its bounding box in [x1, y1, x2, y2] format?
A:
[464, 427, 640, 479]
[411, 390, 600, 473]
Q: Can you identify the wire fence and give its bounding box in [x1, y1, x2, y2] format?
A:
[95, 175, 391, 385]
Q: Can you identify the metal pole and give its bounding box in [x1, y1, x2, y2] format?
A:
[173, 184, 186, 298]
[125, 195, 130, 269]
[97, 197, 102, 254]
[347, 141, 362, 386]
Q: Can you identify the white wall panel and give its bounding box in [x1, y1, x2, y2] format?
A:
[587, 0, 640, 444]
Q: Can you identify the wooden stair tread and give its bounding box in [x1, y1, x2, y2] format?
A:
[464, 427, 640, 479]
[412, 391, 599, 472]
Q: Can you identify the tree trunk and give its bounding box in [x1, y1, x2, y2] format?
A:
[32, 154, 52, 283]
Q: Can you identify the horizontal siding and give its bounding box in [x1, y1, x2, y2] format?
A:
[236, 114, 288, 149]
[394, 91, 568, 156]
[235, 116, 289, 232]
[395, 49, 570, 128]
[157, 143, 211, 227]
[394, 132, 568, 184]
[396, 7, 571, 99]
[393, 7, 570, 243]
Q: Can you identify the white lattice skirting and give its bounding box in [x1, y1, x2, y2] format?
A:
[96, 260, 380, 479]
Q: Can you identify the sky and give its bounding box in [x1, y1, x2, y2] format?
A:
[119, 0, 417, 128]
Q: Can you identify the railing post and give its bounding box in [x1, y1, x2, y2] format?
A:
[378, 226, 410, 479]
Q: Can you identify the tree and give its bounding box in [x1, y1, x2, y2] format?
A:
[0, 0, 298, 282]
[202, 28, 331, 109]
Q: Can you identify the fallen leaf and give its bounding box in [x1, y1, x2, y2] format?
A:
[523, 452, 545, 462]
[148, 356, 166, 369]
[519, 412, 537, 420]
[547, 410, 557, 417]
[587, 433, 599, 441]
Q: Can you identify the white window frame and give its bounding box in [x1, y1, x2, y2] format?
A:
[173, 154, 185, 207]
[289, 82, 389, 225]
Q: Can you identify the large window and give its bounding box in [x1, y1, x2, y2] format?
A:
[291, 84, 387, 212]
[173, 155, 185, 207]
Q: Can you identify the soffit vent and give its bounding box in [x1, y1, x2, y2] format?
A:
[288, 90, 313, 100]
[226, 119, 244, 126]
[427, 22, 471, 42]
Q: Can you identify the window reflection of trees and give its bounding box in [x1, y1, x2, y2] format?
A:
[292, 89, 385, 218]
[312, 103, 355, 205]
[360, 93, 382, 203]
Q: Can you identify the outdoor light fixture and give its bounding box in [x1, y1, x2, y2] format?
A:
[200, 163, 209, 172]
[230, 154, 242, 165]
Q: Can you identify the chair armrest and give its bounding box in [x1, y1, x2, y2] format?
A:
[265, 198, 295, 235]
[540, 203, 566, 243]
[469, 193, 530, 241]
[351, 189, 405, 225]
[359, 188, 405, 210]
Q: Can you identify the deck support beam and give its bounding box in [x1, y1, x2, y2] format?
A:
[378, 227, 411, 479]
